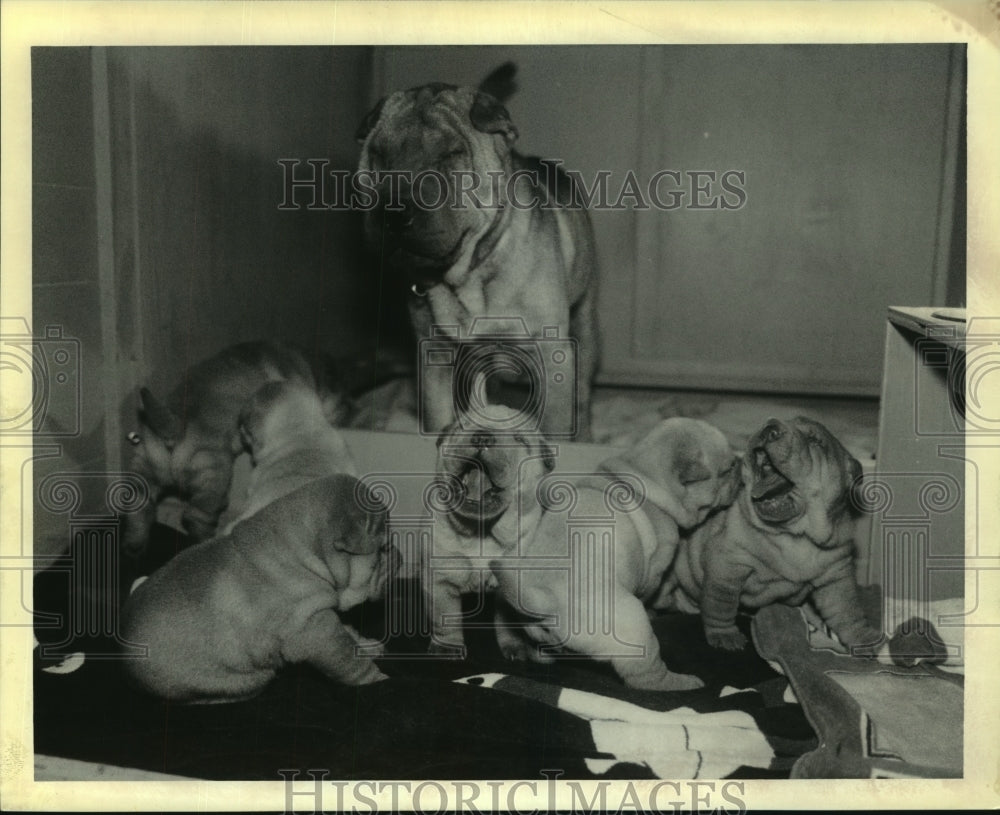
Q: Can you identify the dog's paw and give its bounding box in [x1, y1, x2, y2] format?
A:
[706, 628, 748, 651]
[628, 667, 705, 692]
[661, 671, 705, 691]
[353, 664, 390, 685]
[500, 638, 552, 663]
[349, 633, 387, 657]
[427, 640, 466, 659]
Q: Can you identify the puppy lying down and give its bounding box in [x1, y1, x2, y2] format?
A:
[492, 418, 741, 691]
[121, 474, 395, 703]
[654, 417, 882, 653]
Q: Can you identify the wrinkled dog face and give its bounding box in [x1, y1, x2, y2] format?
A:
[435, 416, 555, 525]
[356, 84, 518, 286]
[666, 422, 742, 528]
[336, 485, 396, 606]
[744, 416, 862, 545]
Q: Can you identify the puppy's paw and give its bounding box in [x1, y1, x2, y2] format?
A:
[660, 671, 705, 692]
[706, 628, 748, 651]
[845, 626, 885, 658]
[353, 637, 387, 658]
[354, 664, 389, 685]
[339, 658, 389, 685]
[181, 513, 218, 542]
[499, 639, 531, 662]
[499, 636, 555, 664]
[427, 640, 466, 659]
[628, 667, 705, 692]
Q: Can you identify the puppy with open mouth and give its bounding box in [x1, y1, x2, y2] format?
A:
[655, 417, 882, 653]
[492, 418, 741, 691]
[424, 404, 555, 656]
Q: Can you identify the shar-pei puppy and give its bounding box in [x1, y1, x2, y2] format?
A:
[120, 474, 396, 703]
[423, 404, 555, 656]
[655, 417, 883, 653]
[492, 418, 742, 691]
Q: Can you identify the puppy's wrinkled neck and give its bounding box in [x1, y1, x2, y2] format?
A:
[490, 500, 542, 550]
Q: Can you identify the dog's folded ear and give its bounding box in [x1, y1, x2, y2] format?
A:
[339, 486, 389, 555]
[229, 428, 247, 457]
[478, 61, 519, 104]
[355, 96, 388, 143]
[845, 455, 867, 517]
[541, 440, 556, 472]
[674, 454, 711, 487]
[436, 422, 459, 448]
[470, 92, 519, 145]
[139, 387, 182, 442]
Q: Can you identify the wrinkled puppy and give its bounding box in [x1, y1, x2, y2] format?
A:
[121, 474, 394, 703]
[221, 380, 357, 534]
[493, 418, 741, 691]
[424, 405, 555, 655]
[123, 340, 349, 555]
[656, 417, 881, 652]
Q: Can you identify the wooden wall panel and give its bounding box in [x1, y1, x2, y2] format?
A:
[377, 45, 964, 396]
[105, 47, 379, 415]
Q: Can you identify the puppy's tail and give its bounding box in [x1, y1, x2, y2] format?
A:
[479, 62, 518, 103]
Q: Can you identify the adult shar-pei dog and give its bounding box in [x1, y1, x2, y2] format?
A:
[356, 64, 598, 439]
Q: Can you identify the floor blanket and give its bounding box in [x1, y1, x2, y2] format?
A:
[33, 524, 815, 781]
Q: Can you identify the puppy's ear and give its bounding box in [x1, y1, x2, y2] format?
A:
[139, 387, 182, 442]
[237, 422, 254, 456]
[845, 455, 866, 516]
[436, 422, 458, 448]
[478, 61, 518, 104]
[540, 440, 556, 472]
[229, 428, 247, 457]
[355, 96, 387, 143]
[470, 92, 518, 145]
[340, 489, 388, 555]
[673, 453, 710, 486]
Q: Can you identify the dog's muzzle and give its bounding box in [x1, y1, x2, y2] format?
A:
[749, 422, 800, 523]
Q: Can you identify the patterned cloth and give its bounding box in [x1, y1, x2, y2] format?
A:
[33, 532, 815, 780]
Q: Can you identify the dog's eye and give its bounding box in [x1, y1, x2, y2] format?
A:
[126, 431, 142, 446]
[442, 147, 466, 161]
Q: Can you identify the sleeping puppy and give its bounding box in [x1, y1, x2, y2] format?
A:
[492, 418, 741, 691]
[220, 380, 357, 534]
[121, 474, 395, 703]
[655, 417, 882, 652]
[424, 405, 555, 655]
